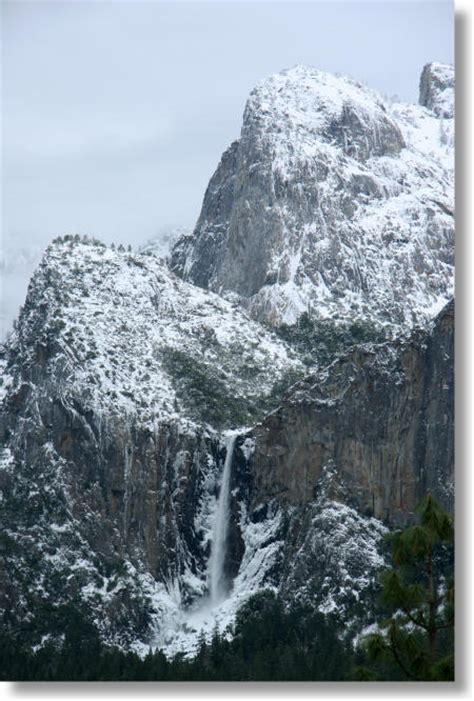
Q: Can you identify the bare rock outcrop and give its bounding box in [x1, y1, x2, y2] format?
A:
[419, 62, 455, 118]
[243, 301, 454, 526]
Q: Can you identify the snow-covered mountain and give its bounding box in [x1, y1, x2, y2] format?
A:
[0, 236, 304, 647]
[0, 63, 454, 659]
[170, 63, 454, 329]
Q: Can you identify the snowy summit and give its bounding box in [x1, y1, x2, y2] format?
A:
[171, 63, 454, 330]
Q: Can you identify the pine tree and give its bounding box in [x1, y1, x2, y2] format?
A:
[356, 495, 454, 681]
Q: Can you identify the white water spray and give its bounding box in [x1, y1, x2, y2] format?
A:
[208, 433, 237, 605]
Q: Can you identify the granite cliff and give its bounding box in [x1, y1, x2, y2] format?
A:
[0, 63, 454, 656]
[240, 300, 454, 525]
[0, 237, 301, 647]
[171, 63, 454, 329]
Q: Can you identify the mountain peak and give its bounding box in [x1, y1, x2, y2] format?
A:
[170, 65, 454, 330]
[252, 63, 382, 107]
[244, 64, 404, 163]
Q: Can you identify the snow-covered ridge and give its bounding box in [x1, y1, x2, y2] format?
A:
[245, 64, 404, 165]
[9, 236, 303, 430]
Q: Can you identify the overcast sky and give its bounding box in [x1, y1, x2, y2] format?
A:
[1, 0, 454, 336]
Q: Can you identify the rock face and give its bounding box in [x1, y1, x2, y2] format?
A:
[191, 300, 453, 633]
[419, 62, 455, 118]
[0, 63, 455, 657]
[171, 65, 454, 329]
[243, 301, 454, 526]
[0, 244, 454, 653]
[0, 237, 302, 646]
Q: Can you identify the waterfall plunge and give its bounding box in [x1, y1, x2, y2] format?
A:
[208, 434, 237, 606]
[151, 435, 237, 652]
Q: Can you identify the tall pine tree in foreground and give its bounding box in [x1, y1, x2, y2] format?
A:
[355, 495, 454, 681]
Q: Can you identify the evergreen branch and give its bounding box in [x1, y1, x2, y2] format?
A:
[436, 621, 454, 630]
[388, 627, 418, 681]
[400, 605, 428, 631]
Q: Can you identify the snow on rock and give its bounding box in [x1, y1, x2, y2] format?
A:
[146, 502, 284, 658]
[170, 64, 454, 331]
[0, 63, 455, 660]
[419, 62, 455, 118]
[7, 236, 303, 431]
[0, 236, 304, 651]
[144, 453, 388, 657]
[280, 484, 388, 624]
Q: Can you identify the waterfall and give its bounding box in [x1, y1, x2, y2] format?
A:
[208, 433, 237, 606]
